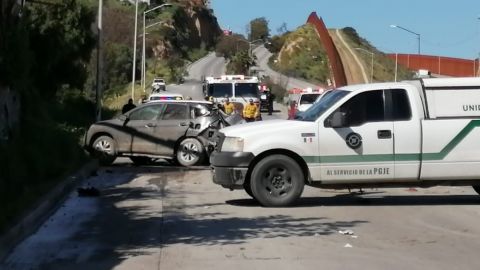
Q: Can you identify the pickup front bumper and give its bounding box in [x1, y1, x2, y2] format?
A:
[210, 151, 255, 189]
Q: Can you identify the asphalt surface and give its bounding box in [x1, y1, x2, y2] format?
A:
[3, 162, 480, 270]
[167, 52, 226, 100]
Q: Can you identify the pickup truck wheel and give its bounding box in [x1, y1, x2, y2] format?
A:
[176, 138, 205, 167]
[250, 154, 304, 207]
[472, 185, 480, 195]
[243, 182, 255, 199]
[92, 136, 117, 165]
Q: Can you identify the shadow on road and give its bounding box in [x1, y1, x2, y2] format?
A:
[51, 169, 368, 269]
[227, 194, 480, 208]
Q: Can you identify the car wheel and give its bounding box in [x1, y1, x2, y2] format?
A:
[243, 181, 256, 200]
[92, 135, 117, 165]
[250, 154, 304, 207]
[176, 138, 205, 167]
[472, 186, 480, 195]
[130, 156, 153, 166]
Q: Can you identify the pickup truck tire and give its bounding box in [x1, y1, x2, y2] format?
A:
[250, 154, 305, 207]
[92, 135, 117, 165]
[472, 185, 480, 195]
[243, 182, 255, 199]
[176, 138, 205, 167]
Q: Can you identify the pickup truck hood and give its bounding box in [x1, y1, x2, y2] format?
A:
[220, 119, 314, 138]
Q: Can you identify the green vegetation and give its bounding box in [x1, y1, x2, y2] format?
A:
[249, 17, 269, 41]
[215, 34, 251, 74]
[0, 0, 98, 233]
[270, 24, 330, 85]
[0, 0, 219, 233]
[339, 27, 414, 82]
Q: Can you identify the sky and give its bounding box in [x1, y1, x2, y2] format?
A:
[210, 0, 480, 59]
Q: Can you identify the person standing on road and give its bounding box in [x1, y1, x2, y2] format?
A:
[268, 92, 276, 115]
[122, 98, 136, 114]
[243, 99, 257, 122]
[223, 98, 235, 115]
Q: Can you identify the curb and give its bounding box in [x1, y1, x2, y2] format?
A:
[0, 160, 99, 262]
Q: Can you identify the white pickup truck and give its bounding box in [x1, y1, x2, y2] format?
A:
[210, 77, 480, 206]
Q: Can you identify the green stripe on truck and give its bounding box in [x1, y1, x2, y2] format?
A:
[303, 120, 480, 164]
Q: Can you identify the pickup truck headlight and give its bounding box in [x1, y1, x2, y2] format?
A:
[221, 137, 244, 152]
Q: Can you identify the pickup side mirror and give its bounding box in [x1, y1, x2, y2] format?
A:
[327, 111, 347, 128]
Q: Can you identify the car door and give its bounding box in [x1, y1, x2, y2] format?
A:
[317, 89, 395, 183]
[155, 103, 191, 156]
[126, 104, 165, 154]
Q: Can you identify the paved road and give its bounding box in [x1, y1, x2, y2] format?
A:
[167, 51, 287, 120]
[253, 46, 319, 90]
[167, 52, 226, 100]
[3, 163, 480, 270]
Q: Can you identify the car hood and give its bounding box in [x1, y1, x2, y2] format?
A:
[220, 119, 313, 138]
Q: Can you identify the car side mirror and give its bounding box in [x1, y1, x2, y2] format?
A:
[328, 111, 347, 128]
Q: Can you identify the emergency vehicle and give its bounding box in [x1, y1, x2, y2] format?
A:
[203, 75, 262, 120]
[211, 77, 480, 206]
[203, 75, 260, 106]
[258, 83, 271, 111]
[287, 87, 326, 119]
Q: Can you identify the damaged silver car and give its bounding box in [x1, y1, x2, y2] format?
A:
[84, 100, 243, 166]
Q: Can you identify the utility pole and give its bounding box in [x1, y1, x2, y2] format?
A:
[95, 0, 103, 121]
[131, 0, 139, 100]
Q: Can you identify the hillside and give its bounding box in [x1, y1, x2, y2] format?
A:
[270, 24, 330, 86]
[337, 27, 413, 83]
[268, 25, 413, 87]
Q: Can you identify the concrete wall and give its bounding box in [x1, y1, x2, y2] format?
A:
[0, 87, 20, 141]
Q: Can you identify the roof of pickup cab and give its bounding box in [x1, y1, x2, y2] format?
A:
[337, 77, 480, 92]
[336, 82, 413, 92]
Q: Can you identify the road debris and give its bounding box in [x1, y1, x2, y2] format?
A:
[338, 229, 354, 235]
[344, 243, 353, 248]
[77, 187, 100, 197]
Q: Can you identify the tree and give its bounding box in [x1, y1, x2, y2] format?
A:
[249, 17, 269, 41]
[276, 22, 288, 35]
[227, 51, 253, 74]
[26, 0, 95, 97]
[215, 34, 248, 59]
[266, 34, 288, 54]
[0, 0, 32, 91]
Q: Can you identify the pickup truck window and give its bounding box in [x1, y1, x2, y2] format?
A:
[336, 90, 385, 126]
[299, 90, 349, 121]
[389, 89, 411, 121]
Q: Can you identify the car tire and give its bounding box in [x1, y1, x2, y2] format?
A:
[243, 181, 256, 200]
[92, 135, 117, 165]
[472, 185, 480, 195]
[130, 156, 153, 166]
[250, 154, 304, 207]
[176, 138, 205, 167]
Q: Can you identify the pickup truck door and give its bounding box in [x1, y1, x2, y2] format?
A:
[317, 89, 395, 182]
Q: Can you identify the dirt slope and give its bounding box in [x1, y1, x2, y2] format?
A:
[329, 29, 368, 85]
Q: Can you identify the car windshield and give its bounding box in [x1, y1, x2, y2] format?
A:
[298, 90, 349, 121]
[235, 83, 259, 97]
[208, 83, 233, 97]
[300, 94, 321, 104]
